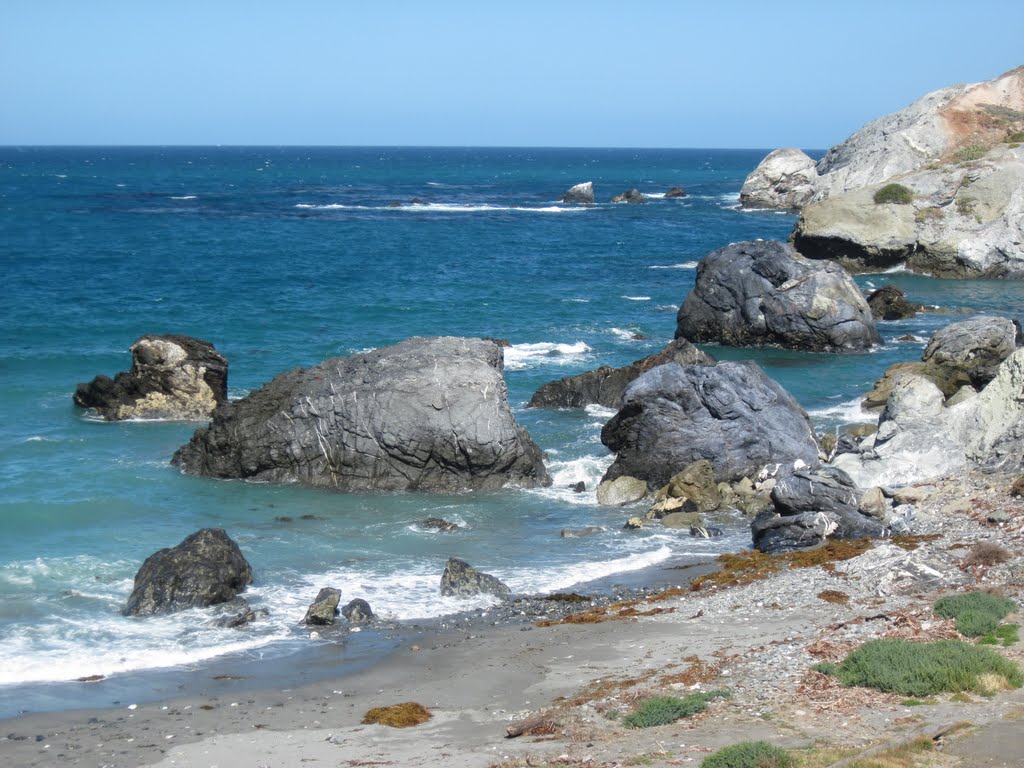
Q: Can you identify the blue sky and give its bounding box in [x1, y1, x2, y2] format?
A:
[2, 1, 1021, 148]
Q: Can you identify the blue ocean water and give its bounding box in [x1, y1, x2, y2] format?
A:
[2, 147, 1022, 714]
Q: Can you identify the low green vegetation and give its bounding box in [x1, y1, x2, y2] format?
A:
[873, 183, 914, 205]
[955, 144, 988, 162]
[934, 592, 1016, 637]
[914, 206, 944, 223]
[1005, 131, 1024, 143]
[980, 624, 1020, 647]
[622, 690, 729, 728]
[701, 741, 793, 768]
[816, 638, 1022, 696]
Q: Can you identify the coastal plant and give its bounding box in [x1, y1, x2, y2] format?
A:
[700, 740, 794, 768]
[1006, 131, 1024, 143]
[963, 542, 1011, 568]
[361, 701, 432, 727]
[933, 592, 1016, 637]
[979, 624, 1020, 647]
[622, 690, 730, 728]
[955, 144, 988, 163]
[819, 638, 1022, 696]
[914, 206, 944, 223]
[955, 196, 978, 220]
[873, 183, 914, 205]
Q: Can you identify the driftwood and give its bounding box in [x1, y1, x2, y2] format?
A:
[504, 712, 559, 738]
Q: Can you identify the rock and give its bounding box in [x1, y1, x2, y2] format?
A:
[675, 240, 880, 352]
[922, 315, 1020, 388]
[647, 496, 699, 519]
[561, 181, 594, 204]
[527, 338, 715, 410]
[419, 518, 460, 532]
[571, 481, 586, 493]
[611, 188, 646, 204]
[623, 517, 644, 530]
[866, 286, 924, 320]
[660, 511, 702, 529]
[1010, 476, 1024, 498]
[212, 598, 268, 629]
[440, 558, 511, 598]
[600, 361, 820, 489]
[658, 460, 721, 512]
[739, 148, 819, 210]
[596, 475, 648, 506]
[341, 598, 374, 623]
[753, 467, 885, 553]
[691, 525, 724, 538]
[123, 528, 252, 617]
[560, 526, 606, 538]
[172, 337, 550, 493]
[303, 587, 342, 625]
[892, 486, 931, 505]
[833, 544, 953, 596]
[858, 486, 890, 519]
[664, 186, 687, 198]
[74, 335, 228, 421]
[481, 337, 512, 348]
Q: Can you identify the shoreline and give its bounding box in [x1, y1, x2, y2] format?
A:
[3, 471, 1023, 767]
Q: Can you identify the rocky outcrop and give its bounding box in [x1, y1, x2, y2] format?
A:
[866, 285, 924, 320]
[303, 587, 342, 625]
[752, 467, 885, 554]
[654, 459, 721, 512]
[664, 186, 687, 198]
[123, 528, 252, 617]
[74, 335, 228, 421]
[600, 361, 820, 489]
[611, 188, 646, 204]
[527, 338, 715, 409]
[561, 182, 594, 204]
[342, 598, 374, 623]
[739, 148, 819, 210]
[834, 347, 1024, 487]
[172, 337, 551, 493]
[440, 558, 511, 598]
[418, 518, 460, 532]
[675, 240, 880, 352]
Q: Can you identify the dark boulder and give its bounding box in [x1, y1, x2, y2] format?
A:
[342, 598, 374, 623]
[419, 518, 460, 532]
[611, 188, 646, 204]
[172, 337, 550, 493]
[528, 338, 715, 410]
[600, 361, 819, 489]
[303, 587, 342, 625]
[213, 598, 268, 628]
[440, 558, 511, 598]
[74, 335, 228, 421]
[866, 285, 923, 320]
[675, 240, 880, 352]
[123, 528, 252, 617]
[664, 186, 687, 198]
[561, 182, 594, 204]
[753, 467, 884, 553]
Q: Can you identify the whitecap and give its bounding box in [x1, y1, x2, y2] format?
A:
[647, 262, 699, 270]
[808, 397, 876, 425]
[503, 341, 591, 370]
[584, 404, 618, 420]
[170, 195, 197, 200]
[609, 327, 641, 341]
[562, 298, 590, 303]
[622, 296, 651, 301]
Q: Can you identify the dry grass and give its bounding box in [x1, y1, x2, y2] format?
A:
[962, 541, 1012, 568]
[536, 587, 684, 627]
[819, 590, 851, 605]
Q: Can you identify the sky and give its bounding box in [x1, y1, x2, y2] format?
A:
[2, 1, 1022, 149]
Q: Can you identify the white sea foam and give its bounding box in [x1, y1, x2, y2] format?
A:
[293, 202, 584, 214]
[503, 341, 591, 370]
[562, 298, 590, 303]
[170, 195, 197, 200]
[622, 296, 651, 301]
[531, 453, 614, 505]
[807, 397, 876, 425]
[609, 327, 642, 341]
[647, 262, 699, 270]
[584, 403, 618, 420]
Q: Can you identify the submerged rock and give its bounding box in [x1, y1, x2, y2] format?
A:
[527, 338, 714, 410]
[675, 240, 879, 352]
[600, 361, 820, 489]
[561, 181, 594, 204]
[172, 336, 551, 493]
[123, 528, 252, 617]
[74, 335, 228, 421]
[418, 518, 460, 532]
[611, 188, 646, 204]
[440, 558, 511, 598]
[664, 186, 687, 198]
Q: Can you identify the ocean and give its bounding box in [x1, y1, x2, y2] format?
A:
[2, 146, 1022, 717]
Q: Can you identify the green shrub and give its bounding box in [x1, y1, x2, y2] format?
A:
[955, 144, 988, 162]
[934, 592, 1016, 637]
[623, 690, 729, 728]
[1005, 131, 1024, 143]
[701, 740, 794, 768]
[828, 639, 1022, 696]
[873, 183, 914, 205]
[980, 624, 1020, 647]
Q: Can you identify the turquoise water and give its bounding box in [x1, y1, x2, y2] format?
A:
[2, 147, 1022, 712]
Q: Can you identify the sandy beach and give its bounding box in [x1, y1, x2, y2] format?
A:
[4, 470, 1024, 768]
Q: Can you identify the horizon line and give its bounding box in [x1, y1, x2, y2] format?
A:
[0, 143, 826, 153]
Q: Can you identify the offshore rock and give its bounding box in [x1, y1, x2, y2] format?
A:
[739, 148, 819, 210]
[74, 334, 228, 421]
[123, 528, 253, 617]
[596, 475, 648, 506]
[675, 240, 879, 352]
[342, 598, 374, 623]
[664, 186, 687, 198]
[600, 361, 820, 489]
[172, 337, 551, 493]
[440, 558, 511, 598]
[611, 188, 646, 204]
[561, 181, 594, 204]
[303, 587, 342, 625]
[527, 338, 715, 409]
[866, 285, 923, 320]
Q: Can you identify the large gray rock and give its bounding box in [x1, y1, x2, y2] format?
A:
[923, 315, 1021, 388]
[739, 148, 819, 210]
[440, 558, 511, 598]
[600, 361, 820, 489]
[611, 188, 646, 204]
[561, 181, 594, 204]
[74, 335, 228, 421]
[527, 338, 715, 409]
[753, 467, 885, 553]
[675, 240, 880, 352]
[123, 528, 253, 617]
[172, 337, 550, 493]
[303, 587, 341, 625]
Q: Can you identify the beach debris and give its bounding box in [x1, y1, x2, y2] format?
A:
[303, 587, 342, 625]
[74, 334, 228, 421]
[505, 711, 561, 738]
[440, 558, 511, 598]
[361, 702, 431, 728]
[123, 528, 253, 617]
